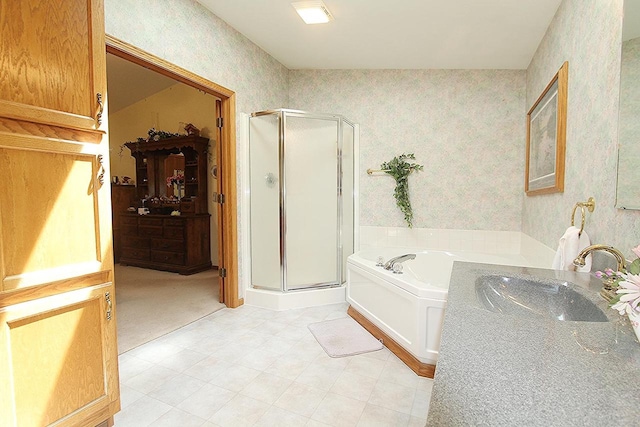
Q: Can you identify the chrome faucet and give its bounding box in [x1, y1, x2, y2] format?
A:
[384, 253, 416, 270]
[573, 244, 627, 301]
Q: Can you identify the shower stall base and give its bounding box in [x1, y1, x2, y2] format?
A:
[245, 286, 346, 311]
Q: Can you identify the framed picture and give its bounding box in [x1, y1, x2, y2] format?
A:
[525, 61, 568, 195]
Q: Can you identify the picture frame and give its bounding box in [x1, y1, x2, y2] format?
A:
[525, 61, 568, 196]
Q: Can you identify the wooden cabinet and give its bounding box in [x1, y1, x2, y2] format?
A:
[0, 0, 120, 425]
[111, 184, 136, 263]
[125, 135, 210, 215]
[0, 0, 106, 133]
[119, 214, 211, 275]
[119, 135, 212, 274]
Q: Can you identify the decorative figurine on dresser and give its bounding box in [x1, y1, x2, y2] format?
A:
[118, 129, 212, 275]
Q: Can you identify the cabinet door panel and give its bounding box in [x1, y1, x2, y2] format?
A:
[0, 283, 118, 427]
[0, 0, 104, 131]
[0, 143, 103, 291]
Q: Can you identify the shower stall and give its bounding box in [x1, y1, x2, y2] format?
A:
[249, 109, 356, 292]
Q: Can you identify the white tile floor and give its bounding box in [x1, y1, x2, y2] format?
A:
[115, 303, 433, 427]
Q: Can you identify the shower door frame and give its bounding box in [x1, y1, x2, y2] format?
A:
[250, 109, 348, 292]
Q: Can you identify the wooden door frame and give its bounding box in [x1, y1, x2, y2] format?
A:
[105, 35, 241, 308]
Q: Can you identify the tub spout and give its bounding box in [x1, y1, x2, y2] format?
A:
[384, 253, 416, 270]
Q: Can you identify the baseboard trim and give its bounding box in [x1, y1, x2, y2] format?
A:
[347, 305, 436, 379]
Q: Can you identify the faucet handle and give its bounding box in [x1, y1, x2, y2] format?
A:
[392, 263, 403, 274]
[376, 256, 385, 267]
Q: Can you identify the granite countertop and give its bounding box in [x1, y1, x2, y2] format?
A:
[426, 262, 640, 426]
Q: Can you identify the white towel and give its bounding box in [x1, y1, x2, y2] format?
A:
[552, 226, 592, 272]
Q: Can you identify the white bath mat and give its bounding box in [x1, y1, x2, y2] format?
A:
[308, 317, 383, 358]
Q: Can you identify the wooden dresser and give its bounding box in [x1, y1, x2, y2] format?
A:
[118, 134, 212, 275]
[119, 213, 211, 275]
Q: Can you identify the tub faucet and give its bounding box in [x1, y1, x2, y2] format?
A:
[384, 253, 416, 270]
[573, 244, 627, 301]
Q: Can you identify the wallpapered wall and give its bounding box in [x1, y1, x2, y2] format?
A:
[524, 0, 640, 261]
[289, 70, 526, 231]
[105, 0, 640, 271]
[105, 0, 290, 294]
[105, 0, 288, 115]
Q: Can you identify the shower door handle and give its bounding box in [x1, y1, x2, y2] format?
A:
[265, 172, 277, 187]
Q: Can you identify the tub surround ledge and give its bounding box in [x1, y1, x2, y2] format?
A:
[427, 262, 640, 426]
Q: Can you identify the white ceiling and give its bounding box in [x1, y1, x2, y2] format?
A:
[106, 53, 177, 113]
[196, 0, 563, 69]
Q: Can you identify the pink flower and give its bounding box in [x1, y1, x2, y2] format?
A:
[166, 173, 184, 187]
[632, 245, 640, 259]
[595, 271, 604, 279]
[612, 272, 640, 316]
[604, 268, 614, 277]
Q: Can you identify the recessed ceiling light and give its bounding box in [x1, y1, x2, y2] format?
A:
[291, 1, 334, 24]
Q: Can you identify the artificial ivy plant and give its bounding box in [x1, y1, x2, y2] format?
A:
[380, 153, 423, 228]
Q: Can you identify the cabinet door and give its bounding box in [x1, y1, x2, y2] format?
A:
[0, 0, 120, 426]
[0, 0, 105, 132]
[0, 284, 118, 427]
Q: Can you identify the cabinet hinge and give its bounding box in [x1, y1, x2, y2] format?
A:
[213, 192, 225, 204]
[216, 117, 223, 128]
[219, 267, 227, 278]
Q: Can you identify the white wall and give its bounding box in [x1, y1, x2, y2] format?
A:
[108, 82, 220, 264]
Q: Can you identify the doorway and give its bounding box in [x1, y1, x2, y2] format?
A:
[105, 37, 240, 353]
[106, 36, 239, 308]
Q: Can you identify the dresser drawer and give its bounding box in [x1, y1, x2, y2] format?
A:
[122, 236, 149, 249]
[121, 216, 139, 226]
[139, 226, 163, 237]
[138, 217, 163, 227]
[163, 227, 184, 240]
[164, 218, 184, 227]
[121, 247, 150, 261]
[151, 250, 184, 265]
[121, 224, 138, 236]
[150, 238, 184, 253]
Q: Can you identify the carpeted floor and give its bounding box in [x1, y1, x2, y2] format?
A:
[114, 264, 225, 354]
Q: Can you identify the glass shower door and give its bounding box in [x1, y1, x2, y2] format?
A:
[249, 113, 282, 291]
[341, 121, 355, 283]
[284, 114, 340, 290]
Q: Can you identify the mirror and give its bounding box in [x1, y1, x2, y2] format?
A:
[164, 153, 185, 198]
[616, 1, 640, 209]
